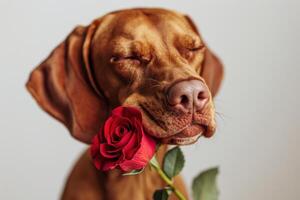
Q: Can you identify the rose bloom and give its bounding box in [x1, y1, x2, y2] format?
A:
[90, 106, 156, 172]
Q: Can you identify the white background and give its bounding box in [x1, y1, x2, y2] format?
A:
[0, 0, 299, 199]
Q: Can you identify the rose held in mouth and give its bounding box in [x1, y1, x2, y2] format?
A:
[90, 106, 156, 172]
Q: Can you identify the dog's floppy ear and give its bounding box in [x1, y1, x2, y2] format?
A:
[185, 15, 224, 97]
[201, 49, 224, 97]
[26, 20, 108, 144]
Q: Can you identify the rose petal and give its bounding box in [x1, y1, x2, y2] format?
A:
[122, 132, 140, 159]
[112, 106, 142, 121]
[122, 120, 144, 157]
[100, 144, 121, 159]
[103, 117, 114, 141]
[93, 156, 103, 170]
[105, 116, 132, 144]
[111, 123, 131, 144]
[133, 119, 143, 143]
[119, 133, 156, 172]
[114, 130, 133, 148]
[102, 159, 120, 171]
[90, 134, 100, 158]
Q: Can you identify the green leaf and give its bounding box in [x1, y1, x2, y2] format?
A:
[150, 155, 160, 169]
[122, 168, 144, 176]
[162, 146, 185, 179]
[153, 189, 170, 200]
[192, 167, 219, 200]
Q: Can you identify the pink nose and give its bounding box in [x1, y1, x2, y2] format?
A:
[167, 79, 209, 113]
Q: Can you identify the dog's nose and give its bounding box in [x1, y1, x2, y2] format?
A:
[167, 79, 209, 113]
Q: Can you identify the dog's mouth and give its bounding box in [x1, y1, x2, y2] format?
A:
[161, 124, 205, 145]
[138, 104, 214, 145]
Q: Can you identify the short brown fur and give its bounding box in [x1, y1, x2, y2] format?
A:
[26, 8, 223, 200]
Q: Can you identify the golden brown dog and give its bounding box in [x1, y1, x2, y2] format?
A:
[26, 8, 223, 200]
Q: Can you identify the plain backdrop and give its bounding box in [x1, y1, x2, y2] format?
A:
[0, 0, 299, 199]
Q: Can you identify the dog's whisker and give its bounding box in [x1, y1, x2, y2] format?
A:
[145, 78, 161, 84]
[215, 111, 226, 121]
[145, 78, 164, 89]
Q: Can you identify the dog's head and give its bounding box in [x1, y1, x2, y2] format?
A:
[26, 8, 223, 145]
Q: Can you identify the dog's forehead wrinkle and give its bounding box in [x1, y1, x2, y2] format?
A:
[112, 12, 157, 35]
[111, 39, 152, 59]
[108, 10, 196, 53]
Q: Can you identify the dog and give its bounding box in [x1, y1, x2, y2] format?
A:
[26, 8, 223, 200]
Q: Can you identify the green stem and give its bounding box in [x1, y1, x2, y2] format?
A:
[150, 160, 186, 200]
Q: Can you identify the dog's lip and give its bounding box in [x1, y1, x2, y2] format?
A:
[162, 124, 205, 145]
[174, 124, 205, 138]
[167, 133, 202, 145]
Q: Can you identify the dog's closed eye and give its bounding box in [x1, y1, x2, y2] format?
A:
[187, 44, 205, 52]
[179, 44, 205, 61]
[110, 53, 151, 65]
[110, 55, 141, 63]
[110, 54, 149, 81]
[176, 35, 205, 60]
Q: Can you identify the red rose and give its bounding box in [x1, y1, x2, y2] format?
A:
[90, 106, 156, 172]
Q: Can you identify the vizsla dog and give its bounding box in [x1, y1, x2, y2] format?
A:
[26, 8, 223, 200]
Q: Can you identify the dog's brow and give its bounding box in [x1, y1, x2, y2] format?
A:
[110, 37, 132, 55]
[112, 45, 132, 57]
[111, 38, 149, 57]
[179, 35, 202, 48]
[119, 32, 135, 40]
